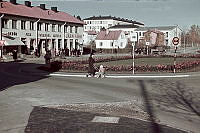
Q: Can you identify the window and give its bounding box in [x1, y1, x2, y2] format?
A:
[52, 24, 56, 32]
[58, 39, 62, 49]
[2, 19, 8, 28]
[58, 25, 61, 32]
[12, 20, 17, 29]
[45, 23, 49, 31]
[139, 32, 142, 36]
[110, 42, 113, 47]
[166, 32, 168, 37]
[70, 26, 73, 33]
[75, 26, 78, 33]
[37, 22, 42, 31]
[21, 20, 26, 30]
[121, 42, 123, 47]
[30, 21, 34, 30]
[64, 25, 68, 32]
[100, 42, 103, 47]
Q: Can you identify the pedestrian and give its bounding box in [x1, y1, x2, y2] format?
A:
[12, 50, 17, 61]
[44, 50, 51, 64]
[97, 64, 106, 78]
[88, 53, 95, 77]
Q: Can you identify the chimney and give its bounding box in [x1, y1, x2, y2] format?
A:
[25, 1, 31, 7]
[10, 0, 17, 4]
[40, 4, 45, 10]
[51, 7, 58, 12]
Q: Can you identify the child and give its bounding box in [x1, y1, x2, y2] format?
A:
[97, 65, 105, 78]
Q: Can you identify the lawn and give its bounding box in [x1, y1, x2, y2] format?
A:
[95, 57, 199, 66]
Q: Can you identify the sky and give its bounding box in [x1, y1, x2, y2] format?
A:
[17, 0, 200, 30]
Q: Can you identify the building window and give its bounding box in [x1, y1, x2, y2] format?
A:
[52, 24, 56, 32]
[58, 25, 61, 32]
[70, 26, 73, 33]
[121, 42, 123, 47]
[12, 20, 17, 29]
[21, 20, 26, 30]
[75, 26, 78, 33]
[64, 25, 68, 32]
[139, 32, 142, 36]
[100, 42, 103, 47]
[30, 21, 34, 30]
[166, 32, 168, 37]
[110, 42, 113, 47]
[2, 19, 8, 28]
[58, 39, 62, 50]
[37, 22, 42, 31]
[45, 23, 49, 31]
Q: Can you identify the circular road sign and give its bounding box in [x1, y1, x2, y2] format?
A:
[172, 37, 179, 45]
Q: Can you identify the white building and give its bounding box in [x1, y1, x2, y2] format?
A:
[83, 16, 144, 33]
[135, 26, 182, 47]
[95, 30, 128, 49]
[82, 31, 97, 46]
[0, 0, 84, 56]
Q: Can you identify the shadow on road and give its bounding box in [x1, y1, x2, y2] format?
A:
[0, 61, 50, 92]
[128, 79, 163, 133]
[150, 79, 200, 117]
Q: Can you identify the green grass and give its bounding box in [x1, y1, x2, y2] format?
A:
[95, 57, 198, 66]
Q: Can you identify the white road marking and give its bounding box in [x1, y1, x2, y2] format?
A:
[91, 116, 120, 123]
[50, 73, 190, 78]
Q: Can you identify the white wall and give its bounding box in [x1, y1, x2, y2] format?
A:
[95, 32, 127, 49]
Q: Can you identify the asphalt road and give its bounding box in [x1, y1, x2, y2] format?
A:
[0, 60, 200, 133]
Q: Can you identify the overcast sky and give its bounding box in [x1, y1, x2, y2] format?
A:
[18, 0, 200, 30]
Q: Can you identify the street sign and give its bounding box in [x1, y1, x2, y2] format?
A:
[0, 40, 5, 46]
[172, 37, 179, 45]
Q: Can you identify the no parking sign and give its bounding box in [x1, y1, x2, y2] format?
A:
[172, 37, 179, 45]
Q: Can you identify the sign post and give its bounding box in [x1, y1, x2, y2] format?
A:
[146, 42, 150, 55]
[172, 37, 179, 74]
[132, 42, 135, 75]
[0, 40, 5, 58]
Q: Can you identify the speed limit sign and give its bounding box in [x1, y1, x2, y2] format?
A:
[172, 37, 179, 45]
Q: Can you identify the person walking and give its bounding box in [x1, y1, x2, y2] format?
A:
[88, 53, 95, 77]
[12, 50, 17, 62]
[44, 50, 51, 64]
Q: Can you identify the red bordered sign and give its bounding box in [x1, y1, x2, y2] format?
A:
[172, 37, 179, 45]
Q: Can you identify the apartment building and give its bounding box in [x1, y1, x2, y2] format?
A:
[0, 0, 84, 56]
[83, 16, 144, 32]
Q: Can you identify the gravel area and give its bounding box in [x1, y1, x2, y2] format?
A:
[44, 101, 150, 121]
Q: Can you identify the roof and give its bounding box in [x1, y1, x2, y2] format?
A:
[144, 30, 164, 35]
[0, 1, 84, 25]
[109, 24, 140, 29]
[135, 26, 178, 31]
[96, 30, 122, 40]
[84, 16, 144, 26]
[86, 31, 98, 35]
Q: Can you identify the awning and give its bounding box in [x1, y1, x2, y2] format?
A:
[2, 36, 25, 46]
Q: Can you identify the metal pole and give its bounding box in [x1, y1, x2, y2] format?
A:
[132, 42, 135, 75]
[173, 46, 177, 74]
[184, 33, 186, 53]
[0, 14, 4, 58]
